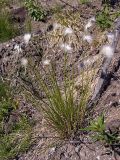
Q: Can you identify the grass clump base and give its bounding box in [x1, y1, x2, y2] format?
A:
[0, 11, 19, 43]
[21, 55, 93, 140]
[0, 79, 32, 160]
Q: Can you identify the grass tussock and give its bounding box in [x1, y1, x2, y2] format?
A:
[96, 5, 120, 31]
[21, 54, 95, 139]
[0, 11, 19, 43]
[0, 79, 32, 160]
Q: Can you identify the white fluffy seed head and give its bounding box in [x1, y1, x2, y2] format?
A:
[84, 16, 96, 32]
[60, 43, 72, 52]
[83, 34, 93, 44]
[43, 59, 50, 65]
[21, 58, 28, 66]
[84, 21, 92, 31]
[24, 33, 31, 45]
[6, 44, 9, 47]
[100, 45, 114, 58]
[63, 27, 73, 35]
[53, 23, 62, 30]
[14, 44, 22, 53]
[107, 33, 114, 44]
[89, 16, 96, 22]
[96, 156, 100, 160]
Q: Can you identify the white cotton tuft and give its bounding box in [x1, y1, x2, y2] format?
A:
[6, 44, 9, 47]
[21, 58, 28, 66]
[63, 27, 73, 35]
[89, 16, 96, 22]
[53, 23, 62, 30]
[83, 34, 93, 44]
[84, 21, 92, 31]
[60, 43, 72, 52]
[14, 44, 22, 53]
[43, 59, 50, 65]
[50, 147, 56, 154]
[84, 16, 96, 31]
[107, 33, 114, 44]
[96, 156, 100, 160]
[84, 59, 91, 66]
[100, 45, 114, 58]
[24, 33, 31, 45]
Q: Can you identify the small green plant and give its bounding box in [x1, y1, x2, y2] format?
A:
[0, 79, 32, 160]
[96, 6, 113, 30]
[102, 0, 111, 6]
[0, 11, 19, 43]
[79, 0, 90, 4]
[24, 0, 47, 21]
[96, 5, 120, 31]
[0, 80, 16, 125]
[0, 118, 31, 160]
[82, 114, 119, 145]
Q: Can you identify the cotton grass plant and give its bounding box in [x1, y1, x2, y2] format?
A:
[9, 10, 102, 141]
[18, 13, 101, 140]
[21, 52, 94, 140]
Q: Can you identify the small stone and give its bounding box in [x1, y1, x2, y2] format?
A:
[70, 154, 79, 160]
[6, 44, 9, 47]
[80, 150, 86, 158]
[108, 101, 112, 106]
[119, 99, 120, 104]
[106, 119, 120, 134]
[111, 93, 116, 96]
[112, 101, 119, 107]
[49, 147, 56, 155]
[75, 146, 81, 153]
[96, 155, 100, 160]
[67, 144, 74, 153]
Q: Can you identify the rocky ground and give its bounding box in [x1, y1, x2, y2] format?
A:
[0, 0, 120, 160]
[16, 31, 120, 160]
